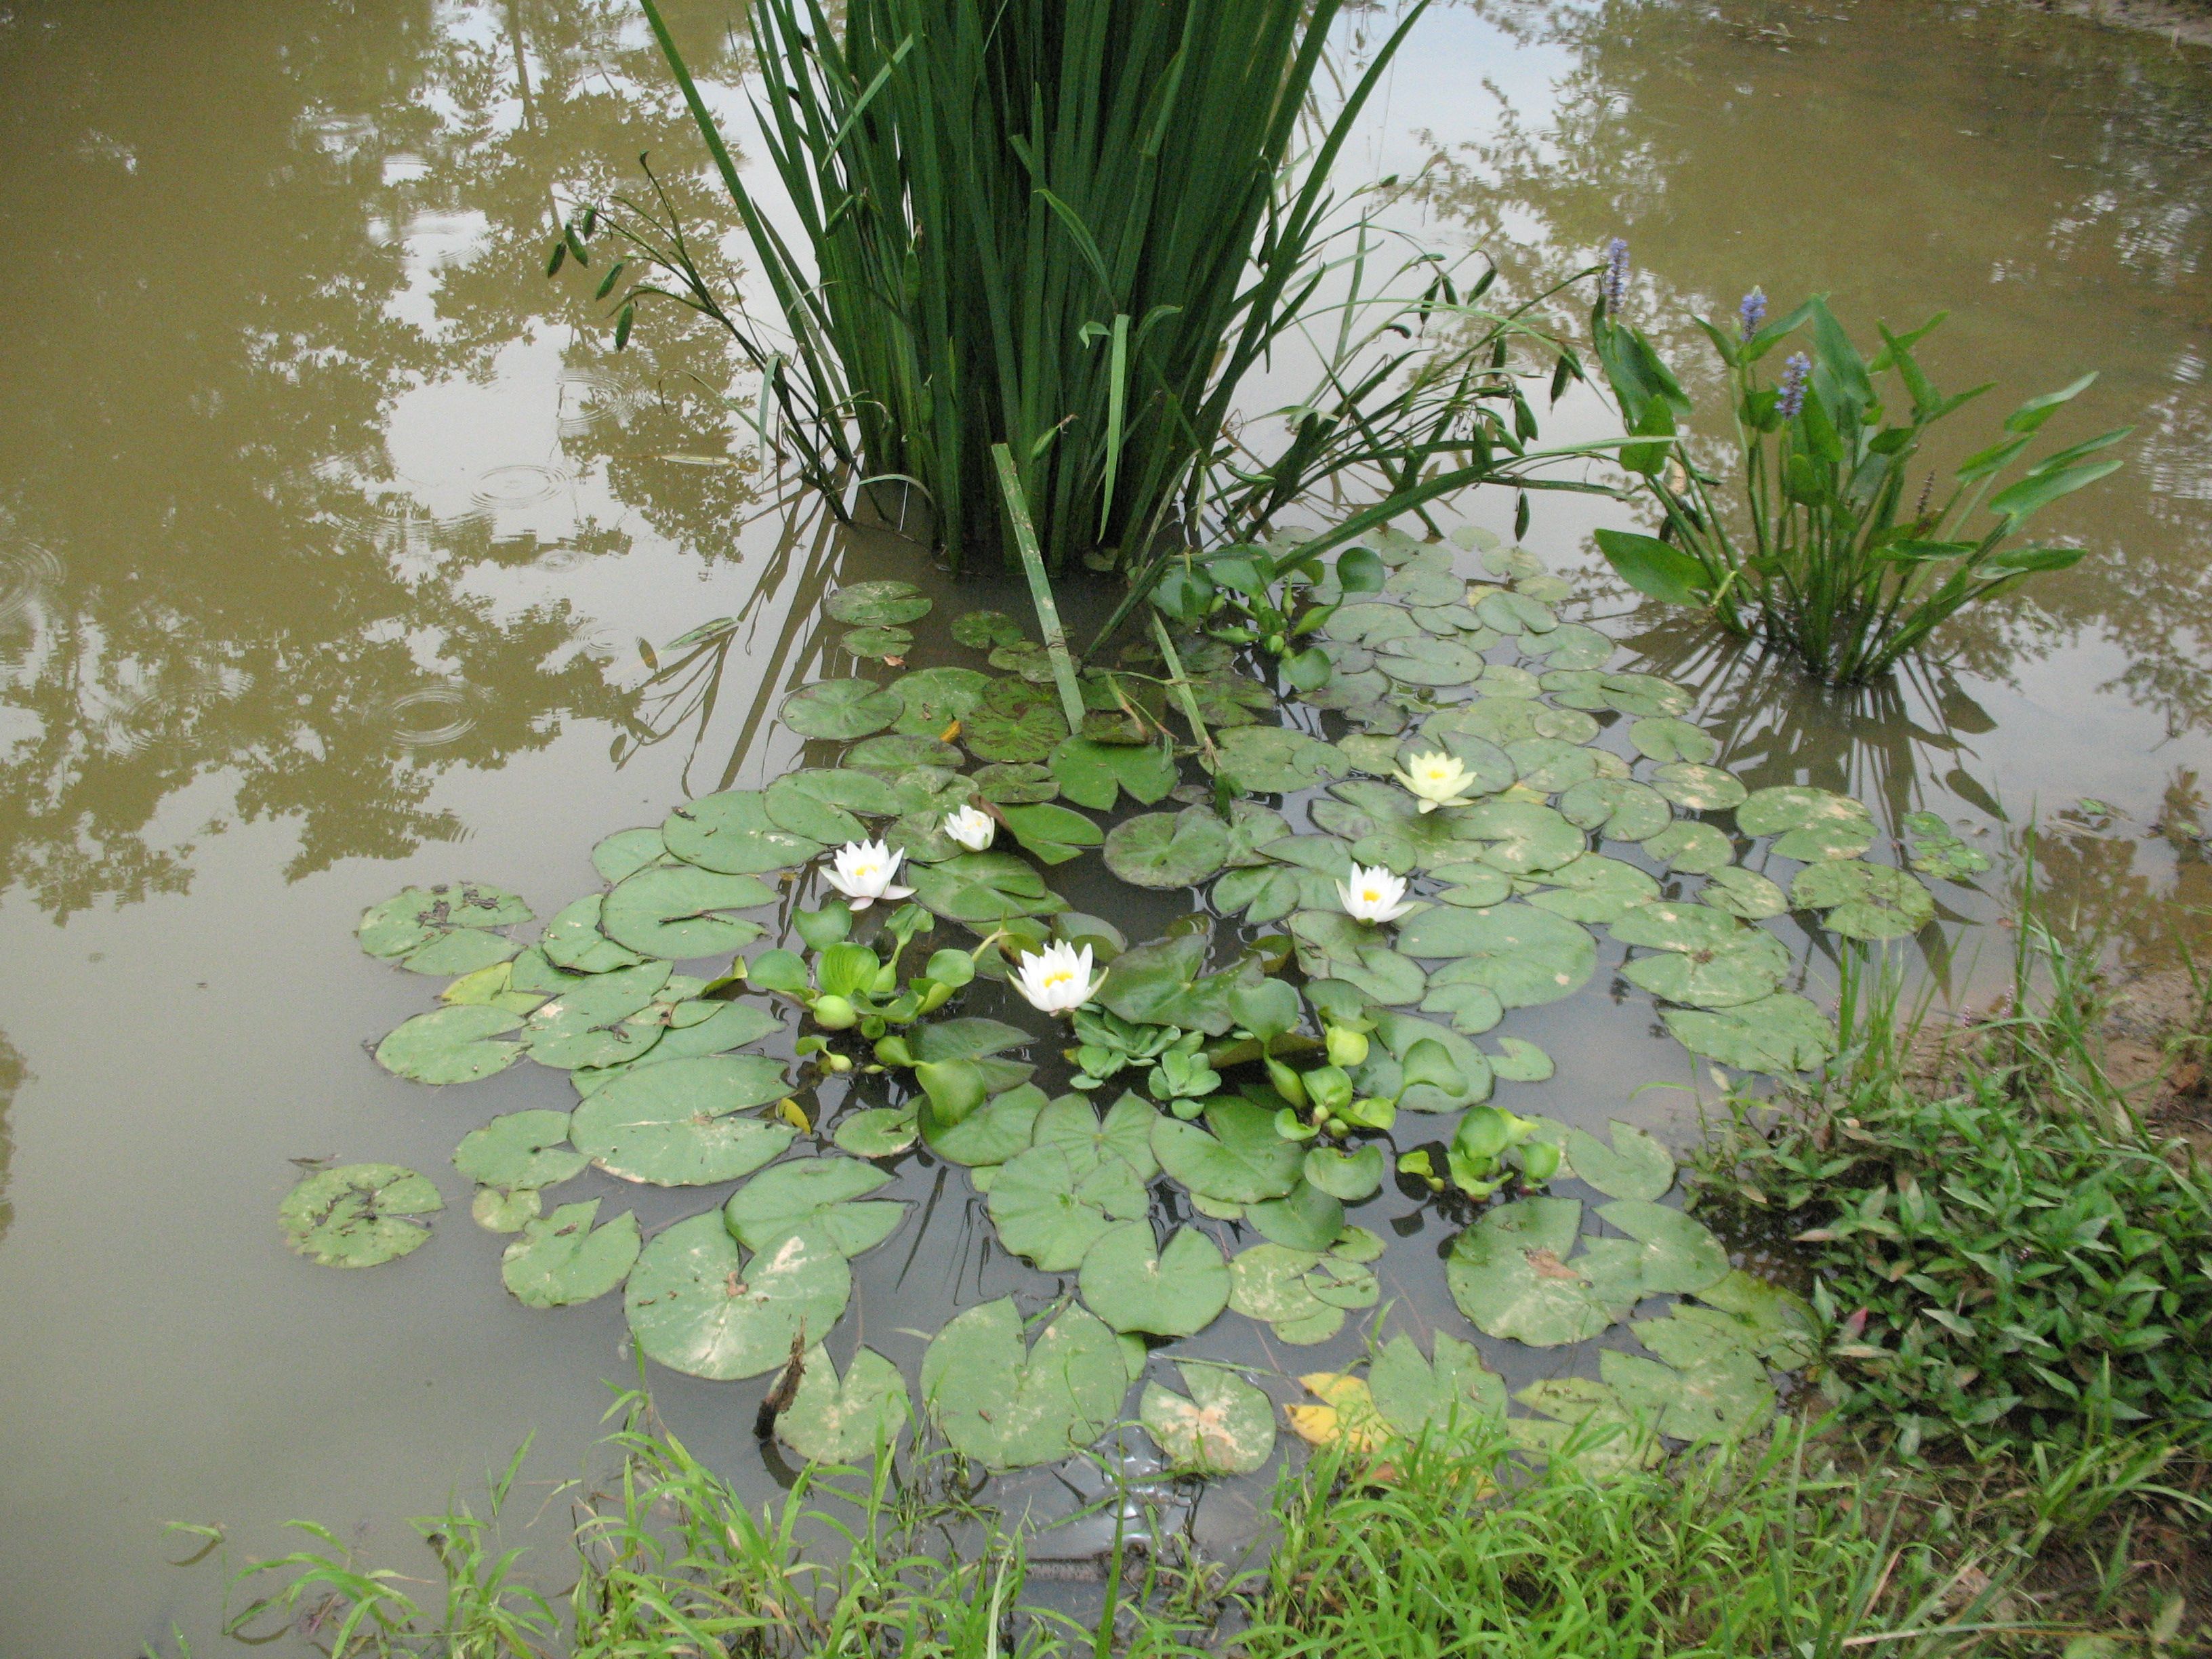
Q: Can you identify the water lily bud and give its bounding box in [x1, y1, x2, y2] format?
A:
[1324, 1024, 1370, 1067]
[812, 994, 857, 1030]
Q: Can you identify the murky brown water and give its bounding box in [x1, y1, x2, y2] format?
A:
[1, 0, 2207, 1651]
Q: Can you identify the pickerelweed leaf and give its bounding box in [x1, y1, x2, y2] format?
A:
[606, 872, 778, 960]
[1304, 1143, 1385, 1202]
[1208, 724, 1349, 795]
[1368, 1332, 1507, 1448]
[625, 1214, 852, 1381]
[662, 790, 825, 876]
[570, 1055, 795, 1185]
[280, 1164, 442, 1268]
[1628, 716, 1719, 764]
[987, 1145, 1149, 1270]
[1525, 853, 1660, 925]
[1080, 1223, 1230, 1336]
[1048, 736, 1178, 811]
[922, 1298, 1126, 1471]
[454, 1109, 588, 1192]
[952, 609, 1028, 649]
[501, 1200, 640, 1308]
[523, 960, 674, 1070]
[1736, 785, 1876, 861]
[358, 882, 532, 966]
[779, 1345, 912, 1464]
[1642, 821, 1735, 874]
[1227, 1244, 1377, 1343]
[1103, 808, 1233, 889]
[1651, 762, 1747, 812]
[764, 775, 867, 844]
[972, 762, 1061, 805]
[1662, 992, 1837, 1075]
[1612, 901, 1790, 1008]
[724, 1157, 906, 1257]
[1446, 1197, 1625, 1347]
[1559, 779, 1672, 842]
[1564, 1121, 1675, 1202]
[1246, 1179, 1347, 1251]
[999, 802, 1103, 865]
[780, 678, 904, 741]
[541, 894, 648, 974]
[825, 579, 932, 626]
[907, 851, 1067, 923]
[847, 733, 964, 771]
[375, 1005, 524, 1085]
[1153, 1097, 1305, 1204]
[592, 827, 668, 886]
[832, 1107, 919, 1158]
[1790, 859, 1936, 940]
[924, 1082, 1047, 1167]
[1396, 904, 1595, 1007]
[1141, 1364, 1276, 1475]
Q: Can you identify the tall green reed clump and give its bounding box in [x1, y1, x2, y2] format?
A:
[1587, 258, 2129, 684]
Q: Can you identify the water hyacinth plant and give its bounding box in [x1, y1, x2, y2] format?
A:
[1589, 272, 2130, 683]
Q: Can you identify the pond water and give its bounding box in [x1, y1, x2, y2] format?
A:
[1, 0, 2208, 1652]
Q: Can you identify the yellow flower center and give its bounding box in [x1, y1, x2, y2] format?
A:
[1042, 968, 1075, 988]
[1361, 888, 1382, 904]
[1425, 764, 1453, 782]
[851, 862, 879, 882]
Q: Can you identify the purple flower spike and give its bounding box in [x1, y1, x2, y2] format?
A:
[1601, 237, 1630, 310]
[1778, 351, 1811, 419]
[1738, 287, 1767, 340]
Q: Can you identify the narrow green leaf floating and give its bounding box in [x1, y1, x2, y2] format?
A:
[501, 1200, 641, 1308]
[625, 1214, 853, 1382]
[779, 1345, 912, 1465]
[1140, 1364, 1276, 1475]
[280, 1164, 443, 1268]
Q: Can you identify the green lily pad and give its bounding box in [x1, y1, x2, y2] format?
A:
[1696, 1270, 1818, 1368]
[1598, 672, 1692, 717]
[523, 960, 674, 1070]
[279, 1164, 442, 1268]
[1364, 1008, 1495, 1109]
[840, 625, 913, 659]
[1000, 802, 1103, 866]
[500, 1200, 640, 1308]
[1790, 859, 1935, 941]
[358, 882, 533, 970]
[1247, 1180, 1348, 1251]
[1209, 725, 1351, 795]
[1080, 1223, 1229, 1336]
[833, 1107, 919, 1158]
[1612, 902, 1790, 1008]
[1651, 763, 1746, 812]
[762, 776, 867, 844]
[1593, 1199, 1730, 1296]
[1601, 1309, 1775, 1442]
[1368, 1332, 1507, 1446]
[1395, 904, 1594, 1007]
[1288, 910, 1427, 1006]
[964, 676, 1069, 762]
[454, 1110, 588, 1192]
[1446, 1197, 1626, 1347]
[1419, 975, 1506, 1036]
[1227, 1244, 1378, 1343]
[1093, 934, 1256, 1036]
[1450, 800, 1585, 875]
[570, 1055, 796, 1185]
[1103, 808, 1233, 889]
[1902, 811, 1992, 880]
[847, 733, 963, 771]
[825, 579, 932, 626]
[724, 1157, 906, 1257]
[1507, 737, 1600, 793]
[779, 1345, 912, 1464]
[592, 828, 668, 885]
[1641, 821, 1735, 874]
[1140, 1364, 1276, 1475]
[1558, 779, 1671, 842]
[1628, 717, 1718, 764]
[1477, 588, 1557, 636]
[952, 609, 1027, 649]
[921, 1298, 1126, 1470]
[1662, 992, 1837, 1075]
[987, 1145, 1149, 1270]
[1035, 1090, 1160, 1181]
[1324, 602, 1419, 645]
[781, 678, 903, 741]
[1488, 1036, 1554, 1082]
[1153, 1097, 1304, 1204]
[375, 1005, 523, 1085]
[1525, 853, 1660, 924]
[1427, 698, 1596, 750]
[625, 1213, 852, 1380]
[1563, 1121, 1675, 1202]
[1736, 785, 1876, 861]
[650, 999, 783, 1062]
[606, 872, 778, 960]
[1048, 736, 1178, 811]
[907, 851, 1067, 923]
[540, 894, 647, 974]
[472, 1186, 540, 1231]
[1374, 634, 1487, 687]
[1429, 860, 1516, 909]
[1385, 558, 1464, 605]
[662, 790, 824, 876]
[887, 668, 991, 737]
[1212, 863, 1324, 925]
[1700, 866, 1788, 920]
[1509, 1378, 1664, 1474]
[1304, 1143, 1385, 1202]
[972, 762, 1061, 805]
[1523, 621, 1613, 669]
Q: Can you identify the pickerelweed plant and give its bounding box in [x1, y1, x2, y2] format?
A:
[1589, 277, 2130, 684]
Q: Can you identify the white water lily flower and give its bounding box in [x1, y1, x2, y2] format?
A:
[1012, 940, 1106, 1015]
[943, 804, 996, 851]
[821, 838, 914, 911]
[1337, 863, 1416, 925]
[1392, 749, 1479, 814]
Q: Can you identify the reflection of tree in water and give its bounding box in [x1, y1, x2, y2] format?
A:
[0, 1032, 23, 1244]
[1413, 0, 2212, 730]
[0, 0, 779, 920]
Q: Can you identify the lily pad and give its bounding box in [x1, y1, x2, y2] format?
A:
[779, 1345, 912, 1463]
[651, 999, 783, 1062]
[1140, 1364, 1276, 1475]
[1396, 904, 1595, 1007]
[1103, 808, 1234, 890]
[1368, 1332, 1506, 1447]
[1048, 736, 1178, 811]
[1790, 859, 1935, 941]
[964, 676, 1069, 762]
[999, 802, 1103, 866]
[1593, 1199, 1731, 1296]
[1080, 1223, 1229, 1336]
[840, 625, 913, 659]
[972, 762, 1061, 805]
[1523, 621, 1613, 669]
[1034, 1090, 1161, 1181]
[848, 733, 963, 771]
[1525, 853, 1660, 924]
[1700, 866, 1788, 920]
[1651, 763, 1747, 812]
[921, 1298, 1126, 1470]
[780, 678, 903, 741]
[1628, 717, 1718, 764]
[1559, 779, 1672, 842]
[1208, 724, 1350, 795]
[1696, 1270, 1818, 1368]
[1094, 934, 1256, 1035]
[953, 609, 1027, 649]
[764, 775, 871, 844]
[1902, 811, 1992, 880]
[279, 1164, 442, 1268]
[1446, 1197, 1625, 1347]
[357, 882, 532, 971]
[1288, 910, 1427, 1006]
[724, 1157, 906, 1257]
[1563, 1121, 1675, 1202]
[1152, 1098, 1303, 1204]
[592, 827, 668, 885]
[923, 1082, 1047, 1166]
[523, 960, 675, 1070]
[1450, 800, 1585, 875]
[541, 894, 648, 974]
[988, 1145, 1149, 1270]
[375, 1005, 524, 1085]
[1429, 861, 1515, 909]
[1477, 588, 1557, 636]
[1488, 1036, 1555, 1082]
[570, 1055, 796, 1185]
[1324, 601, 1419, 645]
[454, 1110, 588, 1192]
[825, 579, 931, 627]
[1601, 1309, 1775, 1442]
[472, 1186, 540, 1231]
[1662, 992, 1837, 1075]
[1507, 737, 1601, 793]
[1641, 820, 1735, 874]
[662, 790, 824, 876]
[1227, 1244, 1378, 1343]
[1304, 1143, 1385, 1202]
[501, 1200, 641, 1308]
[833, 1107, 919, 1158]
[1612, 902, 1790, 1008]
[907, 851, 1067, 923]
[1736, 785, 1876, 861]
[1374, 634, 1487, 687]
[625, 1213, 853, 1380]
[1246, 1180, 1348, 1250]
[1429, 698, 1597, 750]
